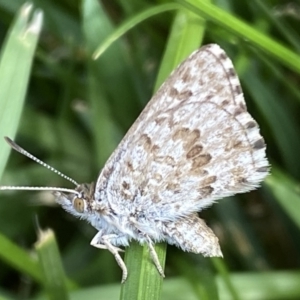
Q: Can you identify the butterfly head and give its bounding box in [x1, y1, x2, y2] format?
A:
[54, 182, 95, 218]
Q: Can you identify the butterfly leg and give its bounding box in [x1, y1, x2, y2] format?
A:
[90, 234, 124, 252]
[145, 236, 165, 278]
[90, 233, 127, 283]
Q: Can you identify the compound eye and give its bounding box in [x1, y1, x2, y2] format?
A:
[73, 197, 85, 213]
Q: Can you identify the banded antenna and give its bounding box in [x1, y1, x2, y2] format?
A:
[0, 137, 79, 194]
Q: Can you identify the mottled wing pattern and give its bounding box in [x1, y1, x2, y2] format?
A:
[161, 214, 222, 256]
[95, 44, 268, 220]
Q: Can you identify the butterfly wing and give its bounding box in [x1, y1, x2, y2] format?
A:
[95, 44, 269, 221]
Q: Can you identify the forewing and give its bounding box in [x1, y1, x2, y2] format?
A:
[95, 44, 269, 220]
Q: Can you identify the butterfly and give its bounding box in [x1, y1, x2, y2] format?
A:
[0, 44, 269, 282]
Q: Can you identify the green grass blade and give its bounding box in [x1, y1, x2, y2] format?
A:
[0, 3, 42, 178]
[35, 229, 71, 300]
[0, 229, 77, 290]
[154, 8, 206, 89]
[0, 233, 43, 284]
[120, 242, 167, 300]
[178, 0, 300, 73]
[82, 0, 123, 166]
[266, 168, 300, 230]
[212, 258, 240, 300]
[93, 3, 180, 60]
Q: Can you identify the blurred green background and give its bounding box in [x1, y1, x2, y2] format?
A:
[1, 0, 300, 299]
